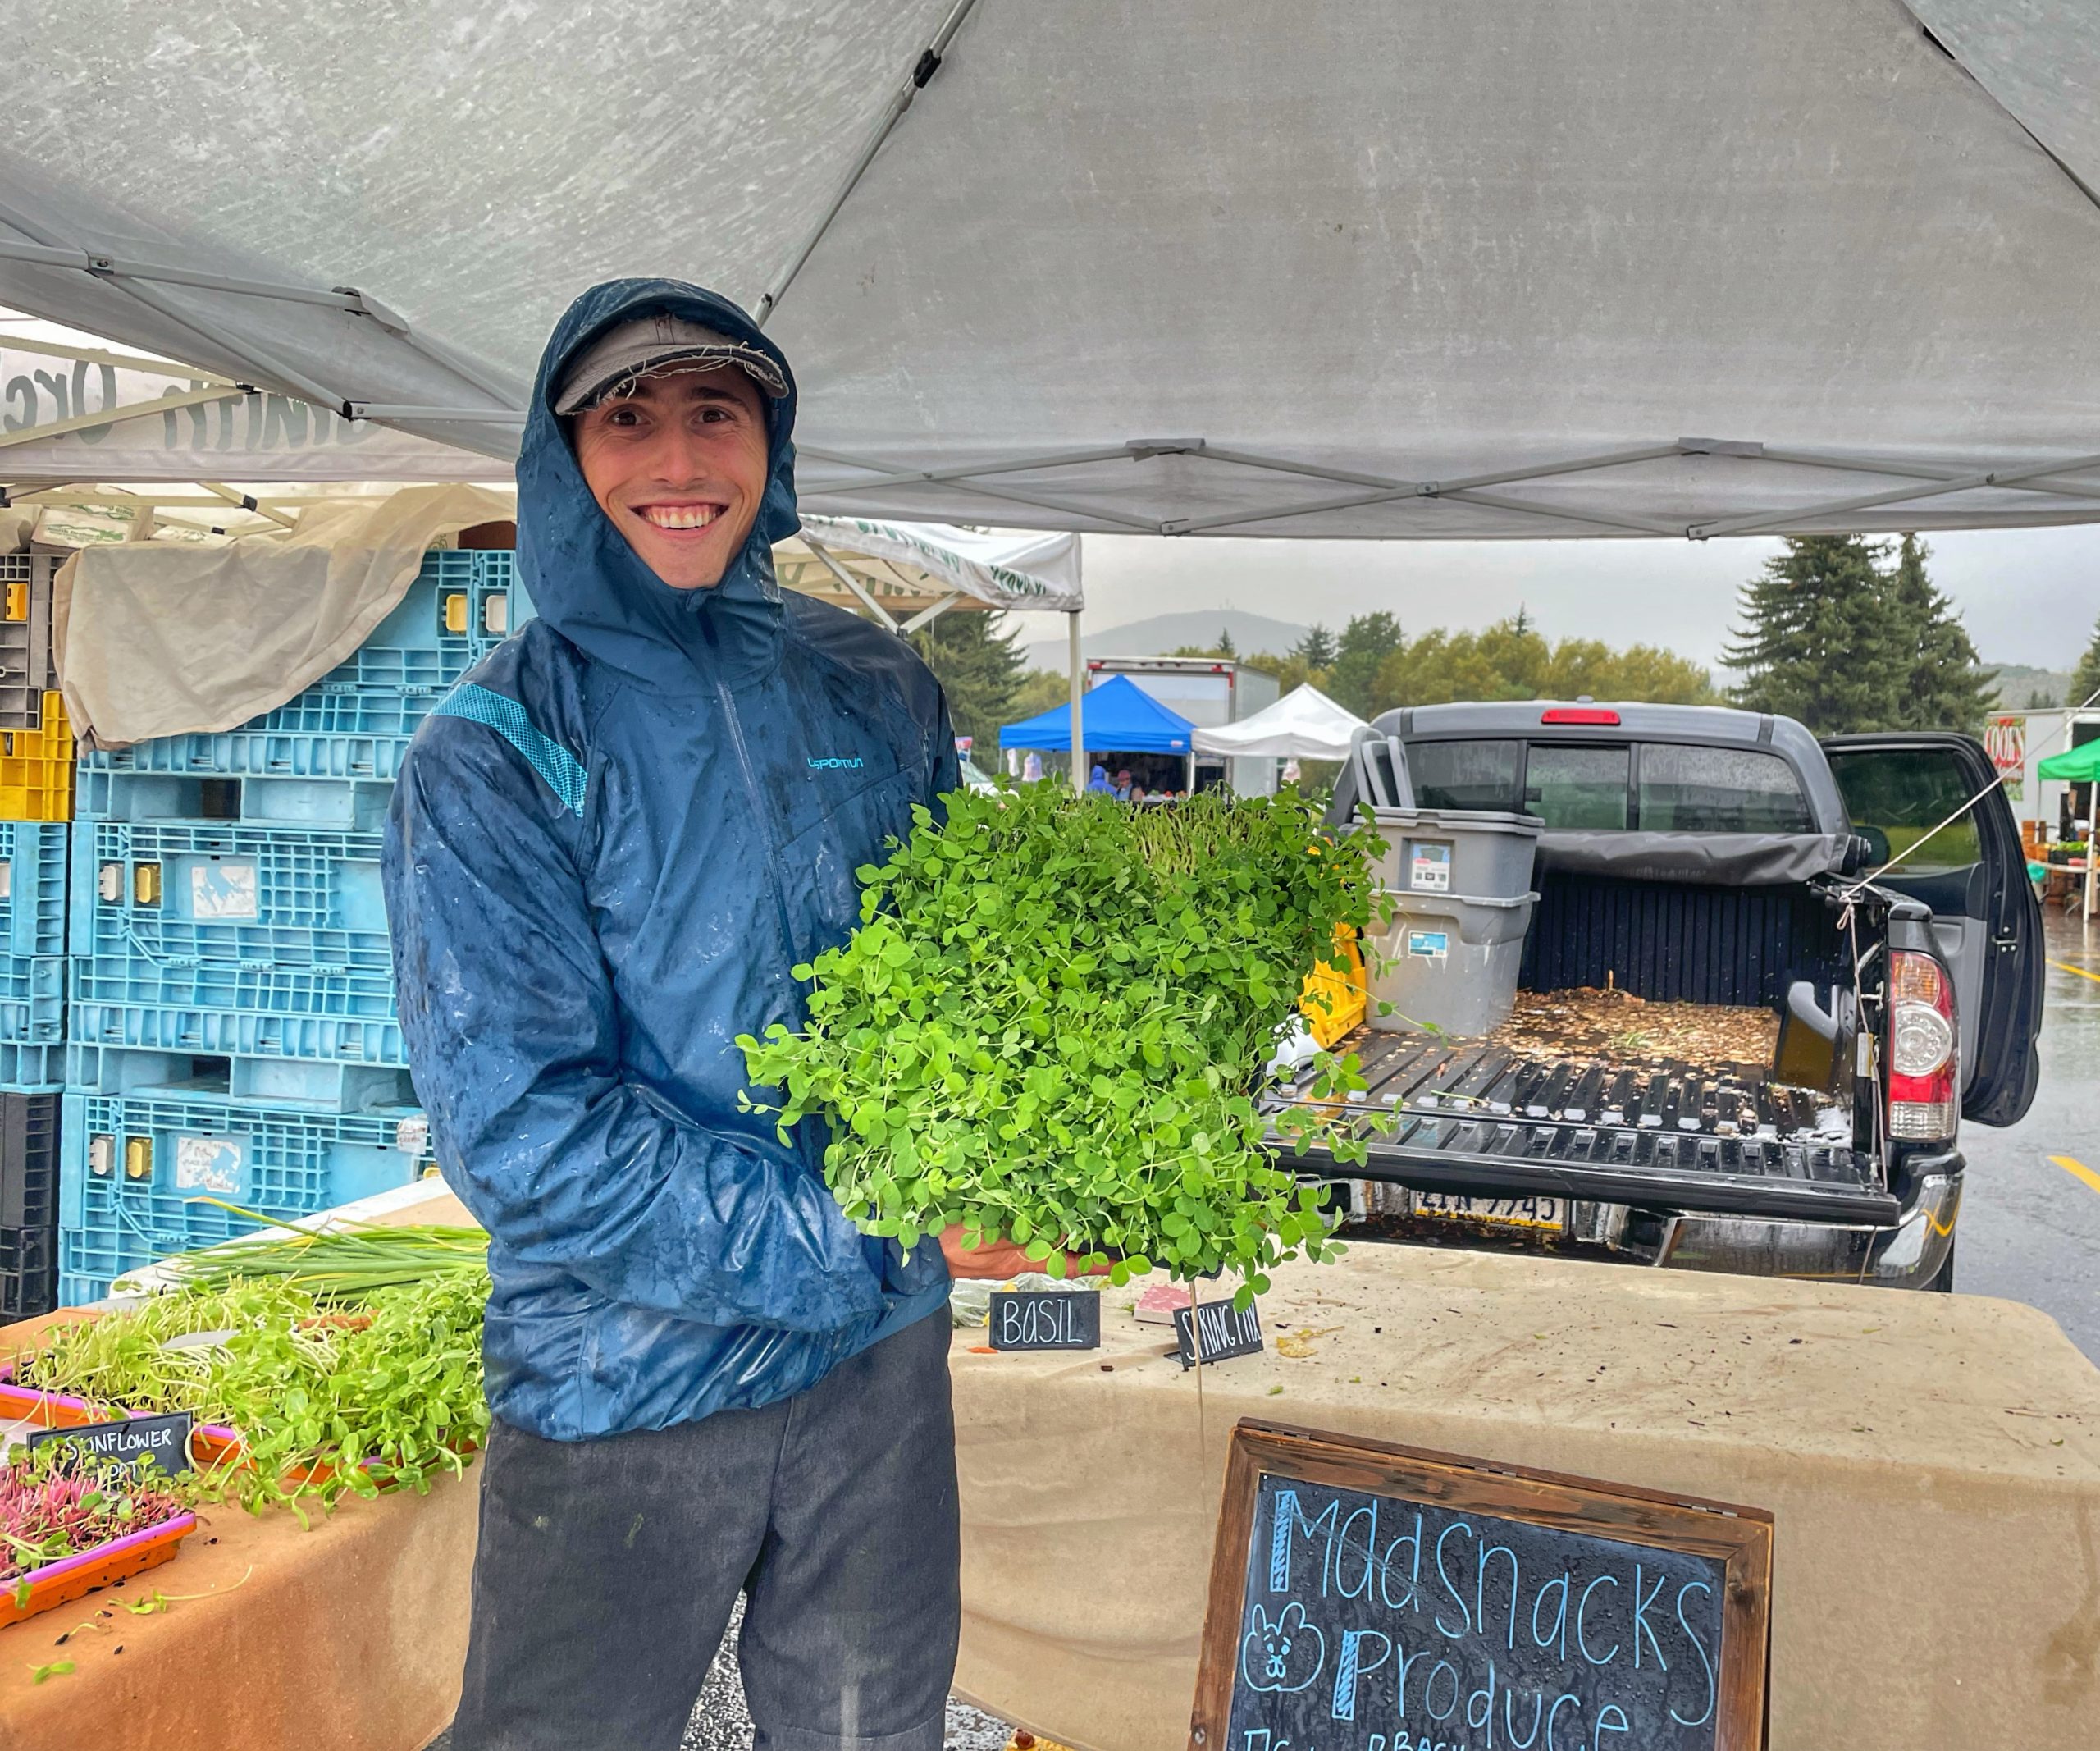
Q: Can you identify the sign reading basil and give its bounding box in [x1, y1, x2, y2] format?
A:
[27, 1411, 196, 1478]
[988, 1289, 1101, 1351]
[1192, 1421, 1771, 1751]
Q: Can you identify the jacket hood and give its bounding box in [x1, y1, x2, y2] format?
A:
[516, 278, 801, 691]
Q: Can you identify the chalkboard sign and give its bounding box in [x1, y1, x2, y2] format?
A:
[27, 1411, 195, 1478]
[1176, 1299, 1264, 1369]
[1192, 1421, 1770, 1751]
[989, 1289, 1101, 1351]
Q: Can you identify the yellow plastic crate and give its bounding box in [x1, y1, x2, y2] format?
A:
[0, 691, 75, 821]
[1298, 924, 1367, 1046]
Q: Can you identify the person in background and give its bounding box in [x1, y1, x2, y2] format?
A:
[1114, 768, 1134, 800]
[1022, 750, 1043, 784]
[1086, 762, 1112, 793]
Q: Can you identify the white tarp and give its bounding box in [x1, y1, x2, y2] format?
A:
[788, 516, 1081, 613]
[3, 3, 2098, 536]
[57, 483, 512, 745]
[1189, 684, 1365, 761]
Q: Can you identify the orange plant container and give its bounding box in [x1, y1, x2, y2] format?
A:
[0, 690, 74, 822]
[0, 1378, 469, 1495]
[0, 1511, 198, 1628]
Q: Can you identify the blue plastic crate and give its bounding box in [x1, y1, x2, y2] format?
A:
[0, 1040, 62, 1090]
[0, 822, 66, 958]
[65, 1021, 414, 1111]
[58, 1090, 433, 1298]
[78, 757, 400, 830]
[0, 955, 62, 1044]
[71, 821, 390, 975]
[77, 550, 529, 825]
[73, 954, 398, 1022]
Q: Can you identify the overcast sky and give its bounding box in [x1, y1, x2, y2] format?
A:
[1007, 525, 2100, 674]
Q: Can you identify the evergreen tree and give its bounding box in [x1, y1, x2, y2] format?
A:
[1294, 624, 1338, 670]
[1722, 536, 1907, 733]
[1887, 534, 1996, 732]
[1215, 627, 1237, 656]
[909, 610, 1029, 748]
[1327, 611, 1405, 717]
[2070, 616, 2100, 712]
[1007, 668, 1071, 723]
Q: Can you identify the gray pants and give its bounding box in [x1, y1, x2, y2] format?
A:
[450, 1313, 961, 1751]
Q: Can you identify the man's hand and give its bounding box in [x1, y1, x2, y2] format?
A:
[938, 1225, 1111, 1281]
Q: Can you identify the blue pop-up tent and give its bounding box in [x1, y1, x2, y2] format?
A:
[999, 674, 1194, 754]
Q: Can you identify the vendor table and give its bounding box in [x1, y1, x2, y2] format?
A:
[952, 1245, 2100, 1751]
[2, 1182, 2096, 1750]
[0, 1186, 478, 1751]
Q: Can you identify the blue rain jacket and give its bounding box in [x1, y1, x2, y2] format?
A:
[383, 280, 956, 1441]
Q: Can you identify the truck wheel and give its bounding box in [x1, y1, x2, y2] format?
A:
[1923, 1237, 1956, 1293]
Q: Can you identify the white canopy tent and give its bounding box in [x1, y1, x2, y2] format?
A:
[0, 2, 2096, 543]
[1190, 684, 1367, 763]
[0, 315, 491, 492]
[781, 516, 1081, 629]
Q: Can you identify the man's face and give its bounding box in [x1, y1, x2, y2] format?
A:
[572, 365, 770, 590]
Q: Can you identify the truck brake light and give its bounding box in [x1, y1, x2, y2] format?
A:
[1540, 707, 1621, 725]
[1888, 950, 1957, 1141]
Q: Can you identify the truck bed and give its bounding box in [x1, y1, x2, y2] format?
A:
[1268, 1023, 1898, 1225]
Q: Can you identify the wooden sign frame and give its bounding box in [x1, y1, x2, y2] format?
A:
[1191, 1420, 1773, 1751]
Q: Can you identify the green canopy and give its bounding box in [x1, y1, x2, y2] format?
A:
[2037, 743, 2100, 782]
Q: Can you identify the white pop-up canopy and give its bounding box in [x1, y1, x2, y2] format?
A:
[3, 2, 2098, 537]
[778, 517, 1083, 628]
[0, 314, 490, 485]
[1190, 685, 1367, 762]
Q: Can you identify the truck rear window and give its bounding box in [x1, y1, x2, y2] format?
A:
[1637, 745, 1814, 834]
[1411, 739, 1524, 811]
[1528, 745, 1630, 829]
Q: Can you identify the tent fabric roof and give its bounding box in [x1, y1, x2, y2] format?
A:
[782, 517, 1081, 614]
[2037, 742, 2100, 784]
[1001, 674, 1193, 754]
[5, 4, 2099, 534]
[1189, 684, 1367, 761]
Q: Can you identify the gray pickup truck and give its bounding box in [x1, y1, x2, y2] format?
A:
[1274, 702, 2043, 1291]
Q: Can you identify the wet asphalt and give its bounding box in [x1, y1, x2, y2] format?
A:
[1953, 905, 2100, 1360]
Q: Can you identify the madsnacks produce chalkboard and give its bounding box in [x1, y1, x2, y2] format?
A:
[1193, 1422, 1772, 1751]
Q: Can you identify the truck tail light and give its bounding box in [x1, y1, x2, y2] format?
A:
[1540, 706, 1620, 725]
[1888, 950, 1957, 1141]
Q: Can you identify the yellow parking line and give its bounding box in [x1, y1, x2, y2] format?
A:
[2050, 1155, 2100, 1198]
[2049, 959, 2100, 986]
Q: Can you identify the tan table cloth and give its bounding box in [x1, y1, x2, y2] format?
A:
[952, 1246, 2100, 1751]
[3, 1181, 2096, 1749]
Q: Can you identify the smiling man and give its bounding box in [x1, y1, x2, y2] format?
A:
[383, 281, 965, 1751]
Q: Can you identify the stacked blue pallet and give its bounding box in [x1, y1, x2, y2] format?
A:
[58, 550, 527, 1302]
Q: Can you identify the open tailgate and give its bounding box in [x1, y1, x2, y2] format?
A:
[1268, 1026, 1898, 1225]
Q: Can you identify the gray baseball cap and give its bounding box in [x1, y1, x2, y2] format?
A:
[553, 313, 789, 415]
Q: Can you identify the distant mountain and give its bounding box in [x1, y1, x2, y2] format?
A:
[1023, 609, 1310, 674]
[1990, 664, 2078, 711]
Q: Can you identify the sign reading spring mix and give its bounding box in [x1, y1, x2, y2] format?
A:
[1984, 716, 2026, 802]
[1194, 1423, 1773, 1751]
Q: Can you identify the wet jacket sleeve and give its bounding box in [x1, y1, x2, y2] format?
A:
[384, 720, 885, 1334]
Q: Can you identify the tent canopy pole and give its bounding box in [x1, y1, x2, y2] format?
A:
[1068, 610, 1084, 797]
